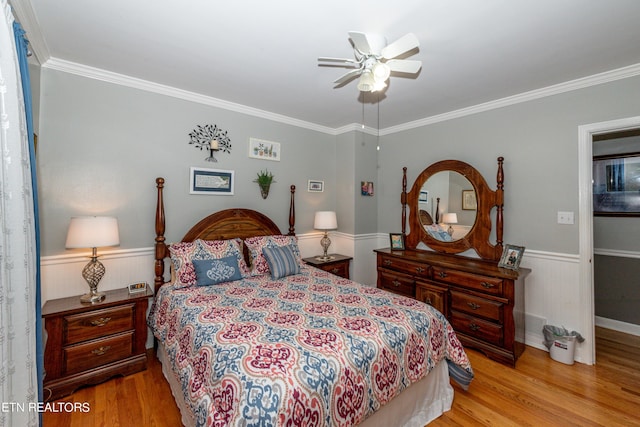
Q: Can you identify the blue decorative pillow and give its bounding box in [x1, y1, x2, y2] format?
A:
[262, 244, 301, 279]
[192, 255, 243, 286]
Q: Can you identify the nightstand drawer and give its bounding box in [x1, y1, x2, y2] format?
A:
[64, 304, 135, 345]
[450, 290, 503, 322]
[64, 332, 134, 375]
[319, 262, 349, 278]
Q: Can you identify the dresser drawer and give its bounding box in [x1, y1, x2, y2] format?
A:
[64, 305, 135, 345]
[378, 254, 430, 279]
[64, 332, 134, 376]
[378, 270, 415, 298]
[432, 266, 503, 296]
[450, 290, 503, 322]
[416, 281, 447, 314]
[451, 311, 503, 346]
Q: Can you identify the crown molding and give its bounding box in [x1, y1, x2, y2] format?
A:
[41, 56, 640, 137]
[380, 63, 640, 136]
[8, 0, 50, 64]
[42, 57, 337, 135]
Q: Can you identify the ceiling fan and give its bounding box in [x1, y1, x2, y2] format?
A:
[318, 31, 422, 92]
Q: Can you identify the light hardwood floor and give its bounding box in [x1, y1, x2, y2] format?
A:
[44, 327, 640, 426]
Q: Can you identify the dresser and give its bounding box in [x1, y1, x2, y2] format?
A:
[375, 248, 529, 366]
[43, 287, 152, 401]
[303, 254, 352, 279]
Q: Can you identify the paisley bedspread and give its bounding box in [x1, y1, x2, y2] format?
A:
[148, 265, 473, 427]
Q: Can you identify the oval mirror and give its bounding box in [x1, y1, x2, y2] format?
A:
[402, 158, 505, 261]
[418, 171, 477, 242]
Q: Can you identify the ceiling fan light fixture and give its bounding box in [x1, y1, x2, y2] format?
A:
[357, 70, 375, 92]
[372, 62, 391, 82]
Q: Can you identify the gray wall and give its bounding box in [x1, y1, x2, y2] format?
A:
[377, 75, 640, 255]
[37, 69, 338, 256]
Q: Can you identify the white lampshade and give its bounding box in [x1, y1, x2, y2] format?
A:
[314, 211, 338, 230]
[442, 213, 458, 224]
[66, 216, 120, 249]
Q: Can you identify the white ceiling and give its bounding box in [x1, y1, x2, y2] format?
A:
[12, 0, 640, 132]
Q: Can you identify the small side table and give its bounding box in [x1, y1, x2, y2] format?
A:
[42, 287, 152, 401]
[303, 254, 352, 279]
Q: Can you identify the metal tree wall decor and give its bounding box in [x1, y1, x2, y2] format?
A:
[188, 124, 232, 162]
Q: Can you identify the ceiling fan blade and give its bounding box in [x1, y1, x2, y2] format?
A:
[381, 33, 419, 59]
[333, 69, 362, 85]
[318, 57, 357, 64]
[348, 31, 373, 55]
[386, 59, 422, 74]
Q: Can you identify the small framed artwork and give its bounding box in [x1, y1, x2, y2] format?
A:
[498, 244, 525, 270]
[389, 233, 405, 250]
[127, 281, 148, 294]
[593, 152, 640, 216]
[249, 138, 280, 161]
[419, 191, 428, 202]
[308, 180, 324, 192]
[462, 190, 477, 210]
[190, 167, 234, 195]
[361, 181, 374, 196]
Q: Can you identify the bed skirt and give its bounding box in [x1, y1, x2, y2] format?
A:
[157, 343, 453, 427]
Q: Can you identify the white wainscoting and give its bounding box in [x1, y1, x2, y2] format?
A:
[41, 234, 592, 361]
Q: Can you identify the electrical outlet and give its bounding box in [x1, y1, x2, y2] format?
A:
[557, 211, 574, 224]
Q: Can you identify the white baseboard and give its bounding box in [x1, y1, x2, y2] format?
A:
[595, 316, 640, 337]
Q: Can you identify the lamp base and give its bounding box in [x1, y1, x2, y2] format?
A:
[315, 255, 335, 262]
[80, 291, 106, 304]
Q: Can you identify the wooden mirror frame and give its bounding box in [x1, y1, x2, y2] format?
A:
[401, 157, 504, 261]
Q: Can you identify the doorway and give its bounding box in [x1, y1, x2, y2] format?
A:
[578, 116, 640, 364]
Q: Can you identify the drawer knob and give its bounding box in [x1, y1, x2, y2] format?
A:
[481, 282, 495, 289]
[90, 317, 111, 327]
[384, 260, 393, 266]
[91, 345, 111, 356]
[392, 280, 401, 287]
[424, 297, 432, 305]
[331, 268, 340, 274]
[467, 302, 481, 310]
[438, 271, 447, 278]
[469, 323, 480, 331]
[415, 267, 425, 273]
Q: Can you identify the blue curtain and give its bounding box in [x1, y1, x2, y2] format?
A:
[13, 22, 43, 406]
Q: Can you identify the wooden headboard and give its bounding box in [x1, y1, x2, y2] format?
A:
[154, 177, 296, 291]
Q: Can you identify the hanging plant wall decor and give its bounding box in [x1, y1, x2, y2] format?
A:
[188, 124, 232, 162]
[254, 169, 275, 199]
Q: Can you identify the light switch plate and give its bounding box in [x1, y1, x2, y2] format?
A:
[557, 211, 574, 224]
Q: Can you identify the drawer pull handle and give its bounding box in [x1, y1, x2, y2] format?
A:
[392, 280, 401, 287]
[384, 260, 393, 266]
[331, 268, 340, 274]
[467, 302, 480, 310]
[438, 271, 447, 278]
[481, 282, 495, 289]
[469, 323, 480, 331]
[424, 297, 432, 305]
[415, 267, 425, 273]
[90, 317, 111, 327]
[91, 345, 111, 356]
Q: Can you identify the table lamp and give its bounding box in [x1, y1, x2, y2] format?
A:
[313, 211, 337, 261]
[66, 216, 120, 303]
[442, 212, 458, 237]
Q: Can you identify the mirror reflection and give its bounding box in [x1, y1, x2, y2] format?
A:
[418, 171, 477, 242]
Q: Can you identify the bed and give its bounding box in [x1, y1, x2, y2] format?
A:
[147, 178, 473, 427]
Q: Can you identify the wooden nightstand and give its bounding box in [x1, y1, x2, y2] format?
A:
[303, 254, 352, 279]
[42, 287, 152, 401]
